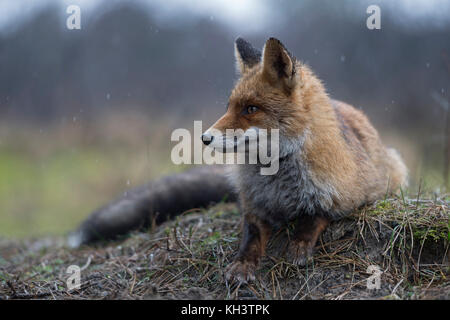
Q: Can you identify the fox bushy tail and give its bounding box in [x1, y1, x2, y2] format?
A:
[67, 165, 236, 247]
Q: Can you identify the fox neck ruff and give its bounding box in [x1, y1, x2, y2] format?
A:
[229, 131, 340, 226]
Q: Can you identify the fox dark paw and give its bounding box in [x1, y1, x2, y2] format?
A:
[288, 240, 314, 266]
[225, 260, 256, 284]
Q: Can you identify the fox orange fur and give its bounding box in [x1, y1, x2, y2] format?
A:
[70, 37, 407, 284]
[202, 37, 408, 282]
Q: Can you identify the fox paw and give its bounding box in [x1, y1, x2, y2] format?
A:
[288, 241, 314, 266]
[225, 260, 256, 284]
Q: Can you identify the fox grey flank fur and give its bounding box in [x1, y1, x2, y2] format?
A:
[228, 131, 341, 228]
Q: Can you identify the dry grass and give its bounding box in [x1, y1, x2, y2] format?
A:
[0, 197, 448, 300]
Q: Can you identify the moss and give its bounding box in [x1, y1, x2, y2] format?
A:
[413, 227, 449, 243]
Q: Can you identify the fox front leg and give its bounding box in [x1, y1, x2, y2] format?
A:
[225, 213, 271, 284]
[287, 214, 329, 266]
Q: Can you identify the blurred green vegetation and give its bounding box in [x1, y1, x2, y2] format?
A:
[0, 113, 446, 238]
[0, 149, 128, 237]
[0, 114, 180, 238]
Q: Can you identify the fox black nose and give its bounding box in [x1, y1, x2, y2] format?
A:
[201, 133, 213, 146]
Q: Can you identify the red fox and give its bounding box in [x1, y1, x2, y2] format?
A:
[69, 37, 408, 283]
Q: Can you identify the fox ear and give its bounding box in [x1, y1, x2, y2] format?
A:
[262, 38, 296, 90]
[234, 37, 261, 75]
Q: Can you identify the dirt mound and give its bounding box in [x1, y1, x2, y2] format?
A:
[0, 198, 448, 299]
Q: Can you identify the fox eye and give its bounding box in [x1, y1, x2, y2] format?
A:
[243, 105, 259, 115]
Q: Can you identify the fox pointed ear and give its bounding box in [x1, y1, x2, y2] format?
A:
[262, 38, 296, 90]
[234, 37, 261, 75]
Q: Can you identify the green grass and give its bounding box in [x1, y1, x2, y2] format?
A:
[0, 149, 109, 237]
[0, 115, 178, 238]
[0, 147, 177, 238]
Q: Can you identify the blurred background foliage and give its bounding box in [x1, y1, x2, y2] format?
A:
[0, 0, 449, 237]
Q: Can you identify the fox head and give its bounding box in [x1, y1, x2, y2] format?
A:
[202, 37, 315, 156]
